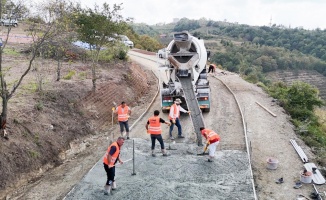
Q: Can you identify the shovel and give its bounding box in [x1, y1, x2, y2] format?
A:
[197, 143, 209, 156]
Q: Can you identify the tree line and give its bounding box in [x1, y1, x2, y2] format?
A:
[131, 18, 326, 81]
[211, 41, 326, 84]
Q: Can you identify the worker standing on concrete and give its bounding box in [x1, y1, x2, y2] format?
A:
[146, 110, 171, 157]
[200, 127, 220, 162]
[103, 137, 125, 195]
[115, 101, 131, 139]
[169, 98, 190, 140]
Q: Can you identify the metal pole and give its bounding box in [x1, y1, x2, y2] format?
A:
[111, 107, 114, 126]
[131, 139, 136, 175]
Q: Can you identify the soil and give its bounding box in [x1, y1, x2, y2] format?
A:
[1, 26, 326, 200]
[0, 25, 158, 199]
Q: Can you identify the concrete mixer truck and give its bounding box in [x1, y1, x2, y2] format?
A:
[158, 31, 210, 145]
[159, 31, 210, 113]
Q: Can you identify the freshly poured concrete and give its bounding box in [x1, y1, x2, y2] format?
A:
[65, 138, 255, 200]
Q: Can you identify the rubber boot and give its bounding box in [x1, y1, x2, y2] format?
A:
[3, 129, 8, 139]
[152, 150, 156, 157]
[104, 185, 111, 195]
[162, 149, 168, 156]
[112, 181, 117, 190]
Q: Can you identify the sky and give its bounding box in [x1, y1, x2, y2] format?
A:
[73, 0, 326, 30]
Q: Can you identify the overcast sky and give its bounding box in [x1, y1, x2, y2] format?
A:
[74, 0, 325, 30]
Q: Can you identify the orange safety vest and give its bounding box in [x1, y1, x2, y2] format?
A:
[103, 142, 120, 167]
[202, 129, 220, 143]
[168, 104, 179, 120]
[148, 116, 162, 135]
[117, 105, 129, 122]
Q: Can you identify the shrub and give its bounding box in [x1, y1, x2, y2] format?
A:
[63, 70, 76, 80]
[35, 101, 44, 111]
[117, 49, 127, 60]
[267, 81, 326, 163]
[78, 72, 87, 79]
[29, 150, 39, 158]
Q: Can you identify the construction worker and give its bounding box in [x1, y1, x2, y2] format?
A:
[1, 118, 8, 139]
[169, 98, 190, 140]
[200, 127, 220, 162]
[208, 63, 215, 74]
[115, 101, 131, 139]
[103, 136, 125, 195]
[146, 110, 171, 157]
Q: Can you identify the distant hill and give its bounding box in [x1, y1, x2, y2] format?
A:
[131, 18, 326, 86]
[132, 18, 326, 61]
[131, 19, 326, 100]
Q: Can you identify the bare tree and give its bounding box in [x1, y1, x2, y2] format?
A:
[0, 0, 61, 139]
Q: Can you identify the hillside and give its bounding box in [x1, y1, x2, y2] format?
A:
[0, 25, 157, 198]
[267, 70, 326, 100]
[132, 19, 326, 100]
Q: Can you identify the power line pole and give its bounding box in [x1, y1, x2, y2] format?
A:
[269, 15, 272, 27]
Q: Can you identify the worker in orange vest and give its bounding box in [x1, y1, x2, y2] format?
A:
[103, 136, 125, 195]
[146, 110, 171, 157]
[169, 98, 190, 140]
[200, 127, 220, 162]
[115, 101, 131, 139]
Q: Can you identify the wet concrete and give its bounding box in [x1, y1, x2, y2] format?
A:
[64, 138, 254, 200]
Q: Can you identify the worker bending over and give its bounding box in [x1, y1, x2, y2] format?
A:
[200, 127, 220, 162]
[146, 110, 171, 157]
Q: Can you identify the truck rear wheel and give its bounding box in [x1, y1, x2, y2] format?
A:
[162, 109, 169, 113]
[203, 108, 210, 112]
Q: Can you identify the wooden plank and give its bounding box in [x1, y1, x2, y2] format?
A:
[290, 139, 308, 163]
[255, 101, 277, 117]
[304, 163, 326, 185]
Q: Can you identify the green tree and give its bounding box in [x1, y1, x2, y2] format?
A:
[287, 81, 324, 111]
[173, 18, 200, 32]
[74, 3, 128, 91]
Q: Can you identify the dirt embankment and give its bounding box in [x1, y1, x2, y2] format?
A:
[0, 56, 156, 199]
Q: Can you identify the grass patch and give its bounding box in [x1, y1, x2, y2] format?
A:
[78, 71, 87, 79]
[29, 150, 39, 158]
[315, 108, 326, 132]
[3, 48, 20, 56]
[21, 81, 38, 92]
[63, 70, 76, 80]
[35, 101, 44, 111]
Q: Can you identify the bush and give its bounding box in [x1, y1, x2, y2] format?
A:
[267, 81, 326, 163]
[117, 49, 127, 60]
[35, 101, 44, 111]
[63, 70, 76, 80]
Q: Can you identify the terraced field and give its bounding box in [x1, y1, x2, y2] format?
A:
[267, 70, 326, 100]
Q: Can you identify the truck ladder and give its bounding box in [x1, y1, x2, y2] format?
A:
[179, 77, 205, 146]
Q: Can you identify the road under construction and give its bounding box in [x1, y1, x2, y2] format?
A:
[64, 49, 257, 200]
